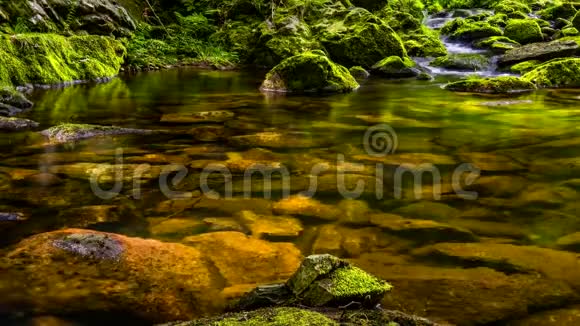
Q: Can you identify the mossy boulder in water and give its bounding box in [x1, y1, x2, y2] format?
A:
[238, 254, 392, 310]
[523, 58, 580, 88]
[349, 66, 370, 80]
[498, 39, 579, 66]
[371, 56, 420, 78]
[260, 53, 359, 93]
[431, 53, 491, 71]
[320, 10, 406, 68]
[40, 123, 156, 143]
[0, 87, 32, 112]
[510, 60, 541, 74]
[447, 21, 503, 42]
[504, 19, 543, 45]
[474, 36, 520, 54]
[0, 117, 39, 131]
[445, 76, 536, 94]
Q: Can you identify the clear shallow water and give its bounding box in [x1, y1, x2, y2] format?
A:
[1, 68, 580, 323]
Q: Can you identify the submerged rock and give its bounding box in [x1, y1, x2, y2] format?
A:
[160, 111, 235, 124]
[236, 210, 304, 239]
[260, 52, 359, 93]
[371, 56, 420, 78]
[498, 39, 579, 66]
[523, 58, 580, 88]
[0, 212, 26, 221]
[229, 131, 329, 149]
[0, 117, 39, 131]
[508, 305, 580, 325]
[444, 76, 536, 94]
[40, 123, 155, 143]
[272, 195, 341, 220]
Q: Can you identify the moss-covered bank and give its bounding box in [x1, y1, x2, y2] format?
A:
[0, 33, 125, 88]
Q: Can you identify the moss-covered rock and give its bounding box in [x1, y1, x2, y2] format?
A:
[474, 36, 520, 53]
[510, 60, 541, 74]
[562, 27, 579, 36]
[504, 19, 543, 45]
[349, 66, 370, 80]
[0, 0, 136, 36]
[498, 39, 579, 66]
[0, 86, 33, 114]
[494, 0, 531, 16]
[449, 21, 503, 42]
[0, 34, 125, 87]
[445, 76, 536, 94]
[487, 13, 509, 28]
[371, 56, 420, 78]
[0, 117, 39, 131]
[538, 3, 578, 21]
[320, 10, 406, 68]
[237, 254, 392, 310]
[40, 123, 155, 143]
[523, 58, 580, 88]
[260, 52, 359, 93]
[431, 53, 491, 71]
[403, 28, 448, 57]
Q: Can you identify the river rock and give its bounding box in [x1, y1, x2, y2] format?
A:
[0, 116, 39, 131]
[229, 131, 329, 149]
[371, 56, 420, 78]
[202, 217, 246, 232]
[182, 231, 302, 286]
[508, 305, 580, 325]
[459, 152, 525, 172]
[392, 202, 460, 221]
[58, 205, 130, 228]
[0, 86, 33, 116]
[499, 39, 579, 66]
[160, 111, 235, 124]
[431, 53, 491, 71]
[523, 58, 580, 88]
[40, 123, 155, 143]
[238, 254, 391, 310]
[465, 175, 528, 198]
[556, 232, 580, 252]
[0, 229, 225, 323]
[370, 213, 478, 244]
[236, 210, 303, 239]
[413, 242, 580, 289]
[353, 256, 577, 325]
[445, 76, 536, 94]
[260, 52, 359, 93]
[148, 217, 205, 238]
[273, 195, 341, 220]
[0, 0, 136, 36]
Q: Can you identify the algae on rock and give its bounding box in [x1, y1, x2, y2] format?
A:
[445, 76, 536, 94]
[523, 58, 580, 88]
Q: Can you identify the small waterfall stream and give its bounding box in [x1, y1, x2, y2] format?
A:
[420, 9, 511, 77]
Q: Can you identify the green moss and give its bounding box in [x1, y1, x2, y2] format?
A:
[320, 11, 406, 68]
[0, 33, 124, 87]
[431, 53, 491, 71]
[445, 76, 536, 94]
[371, 55, 419, 78]
[523, 58, 580, 88]
[450, 21, 503, 41]
[0, 86, 32, 109]
[349, 66, 370, 80]
[330, 266, 392, 299]
[260, 52, 359, 93]
[538, 3, 578, 20]
[562, 27, 579, 36]
[504, 19, 543, 45]
[494, 0, 531, 15]
[403, 27, 447, 57]
[180, 307, 337, 325]
[510, 60, 540, 74]
[487, 13, 509, 28]
[475, 36, 520, 53]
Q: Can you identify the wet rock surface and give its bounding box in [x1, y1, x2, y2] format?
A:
[40, 123, 156, 143]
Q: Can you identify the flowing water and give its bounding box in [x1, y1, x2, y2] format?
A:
[1, 68, 580, 323]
